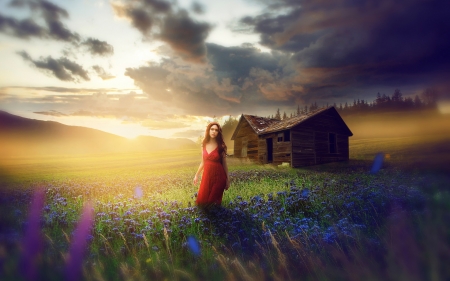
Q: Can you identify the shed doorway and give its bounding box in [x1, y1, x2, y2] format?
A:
[266, 138, 273, 163]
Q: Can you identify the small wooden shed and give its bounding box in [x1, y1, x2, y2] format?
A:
[231, 107, 353, 167]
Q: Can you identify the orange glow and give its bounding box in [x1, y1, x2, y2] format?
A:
[438, 101, 450, 114]
[343, 111, 450, 140]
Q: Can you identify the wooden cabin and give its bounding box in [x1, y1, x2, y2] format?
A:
[231, 107, 353, 167]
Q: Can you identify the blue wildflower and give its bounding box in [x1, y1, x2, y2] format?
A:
[370, 152, 384, 174]
[187, 236, 201, 257]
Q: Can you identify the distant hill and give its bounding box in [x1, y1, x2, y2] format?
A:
[0, 111, 197, 157]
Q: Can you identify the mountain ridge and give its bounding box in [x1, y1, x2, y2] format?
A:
[0, 110, 197, 157]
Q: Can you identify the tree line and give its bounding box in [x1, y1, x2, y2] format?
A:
[269, 87, 440, 119]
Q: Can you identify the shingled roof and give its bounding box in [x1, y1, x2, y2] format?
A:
[232, 107, 347, 140]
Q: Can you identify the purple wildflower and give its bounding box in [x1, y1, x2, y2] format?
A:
[20, 188, 45, 281]
[134, 186, 143, 199]
[65, 202, 94, 281]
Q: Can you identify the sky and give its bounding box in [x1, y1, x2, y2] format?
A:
[1, 0, 449, 140]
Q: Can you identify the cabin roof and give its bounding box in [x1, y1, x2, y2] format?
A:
[231, 107, 352, 140]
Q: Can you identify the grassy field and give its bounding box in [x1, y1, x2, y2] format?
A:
[2, 130, 449, 185]
[0, 149, 201, 186]
[1, 131, 450, 280]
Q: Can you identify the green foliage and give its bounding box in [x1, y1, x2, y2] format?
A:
[221, 115, 239, 145]
[275, 108, 281, 120]
[195, 135, 203, 147]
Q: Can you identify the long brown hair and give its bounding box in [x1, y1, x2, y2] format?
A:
[202, 122, 227, 156]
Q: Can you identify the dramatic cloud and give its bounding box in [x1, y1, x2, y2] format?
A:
[92, 65, 115, 80]
[236, 0, 450, 101]
[191, 2, 204, 15]
[82, 38, 114, 56]
[206, 43, 299, 102]
[18, 51, 90, 82]
[3, 0, 80, 42]
[4, 0, 449, 123]
[159, 11, 210, 63]
[1, 0, 114, 79]
[125, 44, 302, 116]
[111, 0, 211, 63]
[0, 13, 46, 39]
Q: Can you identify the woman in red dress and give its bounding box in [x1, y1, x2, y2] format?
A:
[193, 122, 230, 207]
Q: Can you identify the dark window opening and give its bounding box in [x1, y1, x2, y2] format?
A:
[329, 133, 337, 153]
[284, 130, 290, 142]
[277, 133, 283, 142]
[266, 138, 273, 163]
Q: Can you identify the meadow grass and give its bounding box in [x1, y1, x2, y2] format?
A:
[0, 149, 202, 187]
[0, 133, 449, 280]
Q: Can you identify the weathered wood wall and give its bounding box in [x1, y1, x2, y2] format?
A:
[258, 138, 267, 163]
[291, 129, 316, 167]
[291, 109, 350, 167]
[257, 132, 291, 165]
[233, 119, 259, 161]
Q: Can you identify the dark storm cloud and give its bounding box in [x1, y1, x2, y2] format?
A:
[144, 0, 172, 13]
[2, 0, 114, 72]
[82, 38, 114, 56]
[37, 0, 79, 42]
[125, 44, 302, 116]
[18, 51, 90, 82]
[111, 0, 172, 33]
[236, 0, 450, 102]
[4, 0, 80, 42]
[191, 2, 204, 14]
[92, 65, 115, 80]
[0, 14, 46, 38]
[206, 43, 289, 84]
[206, 43, 304, 104]
[111, 0, 211, 63]
[125, 65, 171, 103]
[130, 8, 154, 34]
[159, 11, 210, 63]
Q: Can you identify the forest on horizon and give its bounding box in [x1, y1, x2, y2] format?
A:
[273, 87, 441, 120]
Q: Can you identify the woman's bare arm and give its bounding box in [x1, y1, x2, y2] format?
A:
[193, 151, 204, 185]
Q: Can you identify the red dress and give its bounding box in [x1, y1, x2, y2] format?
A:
[196, 146, 227, 206]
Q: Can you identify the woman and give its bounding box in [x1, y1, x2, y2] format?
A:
[193, 122, 230, 207]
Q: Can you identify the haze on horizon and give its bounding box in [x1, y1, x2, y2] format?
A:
[1, 0, 449, 140]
